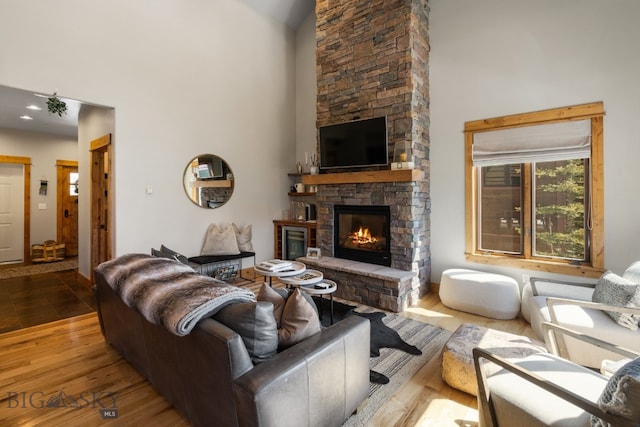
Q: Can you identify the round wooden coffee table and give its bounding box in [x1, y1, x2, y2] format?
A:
[254, 261, 306, 286]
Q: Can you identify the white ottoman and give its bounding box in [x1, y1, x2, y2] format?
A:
[439, 268, 520, 320]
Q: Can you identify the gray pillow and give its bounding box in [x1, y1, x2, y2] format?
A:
[592, 271, 640, 331]
[591, 357, 640, 426]
[214, 302, 278, 364]
[151, 248, 170, 258]
[160, 244, 189, 265]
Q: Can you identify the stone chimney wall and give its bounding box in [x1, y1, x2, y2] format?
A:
[314, 0, 431, 304]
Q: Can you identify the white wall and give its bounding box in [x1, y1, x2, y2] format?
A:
[0, 128, 77, 246]
[295, 10, 318, 172]
[429, 0, 640, 282]
[0, 0, 297, 276]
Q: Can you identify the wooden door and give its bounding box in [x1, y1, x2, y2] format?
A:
[56, 160, 79, 257]
[90, 134, 112, 279]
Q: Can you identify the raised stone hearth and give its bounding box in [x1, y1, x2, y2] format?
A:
[300, 256, 415, 312]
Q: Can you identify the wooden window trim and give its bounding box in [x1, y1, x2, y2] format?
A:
[465, 102, 605, 279]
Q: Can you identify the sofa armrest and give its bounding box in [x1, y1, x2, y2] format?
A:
[545, 297, 640, 359]
[530, 277, 595, 299]
[541, 321, 640, 360]
[232, 315, 370, 427]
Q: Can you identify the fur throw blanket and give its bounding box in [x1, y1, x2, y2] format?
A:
[95, 253, 256, 336]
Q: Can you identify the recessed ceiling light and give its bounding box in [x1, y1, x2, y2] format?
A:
[19, 115, 34, 120]
[26, 104, 42, 111]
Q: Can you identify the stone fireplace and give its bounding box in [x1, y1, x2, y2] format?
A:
[305, 0, 430, 311]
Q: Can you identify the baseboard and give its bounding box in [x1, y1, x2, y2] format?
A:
[430, 281, 439, 294]
[77, 270, 92, 287]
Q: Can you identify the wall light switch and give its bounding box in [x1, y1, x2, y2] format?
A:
[38, 203, 46, 210]
[145, 186, 153, 194]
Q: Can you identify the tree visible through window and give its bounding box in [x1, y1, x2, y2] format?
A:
[465, 103, 604, 277]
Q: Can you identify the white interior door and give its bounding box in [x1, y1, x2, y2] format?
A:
[0, 163, 25, 263]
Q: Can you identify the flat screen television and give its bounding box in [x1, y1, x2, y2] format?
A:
[319, 116, 388, 169]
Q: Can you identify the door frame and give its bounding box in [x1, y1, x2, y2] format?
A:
[90, 134, 112, 279]
[0, 155, 31, 263]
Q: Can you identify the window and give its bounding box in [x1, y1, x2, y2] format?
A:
[465, 102, 604, 277]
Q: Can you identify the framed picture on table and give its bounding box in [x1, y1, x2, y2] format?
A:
[306, 247, 321, 258]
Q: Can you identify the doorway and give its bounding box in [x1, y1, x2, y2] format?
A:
[90, 134, 112, 279]
[0, 155, 31, 264]
[56, 160, 79, 257]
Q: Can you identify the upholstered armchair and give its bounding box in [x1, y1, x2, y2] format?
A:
[474, 323, 640, 427]
[521, 261, 640, 368]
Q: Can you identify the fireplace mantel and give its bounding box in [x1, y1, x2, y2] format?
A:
[301, 169, 422, 185]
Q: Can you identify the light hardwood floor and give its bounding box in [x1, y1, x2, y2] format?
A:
[0, 272, 535, 427]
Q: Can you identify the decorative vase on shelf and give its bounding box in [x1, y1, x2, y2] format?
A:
[309, 166, 319, 175]
[391, 140, 414, 170]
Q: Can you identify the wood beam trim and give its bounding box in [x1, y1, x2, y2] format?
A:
[464, 102, 605, 133]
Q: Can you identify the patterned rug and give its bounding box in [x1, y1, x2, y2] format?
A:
[343, 308, 452, 427]
[0, 259, 78, 280]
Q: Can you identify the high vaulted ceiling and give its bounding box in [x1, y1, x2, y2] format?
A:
[0, 0, 315, 139]
[238, 0, 314, 29]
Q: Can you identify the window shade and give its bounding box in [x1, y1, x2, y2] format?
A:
[472, 119, 591, 167]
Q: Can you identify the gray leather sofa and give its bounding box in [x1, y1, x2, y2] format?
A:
[94, 269, 370, 427]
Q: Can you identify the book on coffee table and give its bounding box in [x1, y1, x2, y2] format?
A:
[258, 259, 293, 272]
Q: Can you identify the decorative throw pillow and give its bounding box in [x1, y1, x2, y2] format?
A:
[213, 302, 278, 364]
[592, 271, 640, 331]
[200, 224, 240, 256]
[233, 223, 254, 252]
[278, 289, 321, 350]
[591, 357, 640, 426]
[257, 283, 287, 326]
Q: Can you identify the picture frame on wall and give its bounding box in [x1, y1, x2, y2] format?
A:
[306, 247, 321, 258]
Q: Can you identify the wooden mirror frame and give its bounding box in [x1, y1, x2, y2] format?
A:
[183, 154, 234, 209]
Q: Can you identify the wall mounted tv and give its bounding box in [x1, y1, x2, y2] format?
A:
[319, 116, 388, 170]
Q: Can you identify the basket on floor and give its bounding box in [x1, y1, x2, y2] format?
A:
[31, 240, 65, 263]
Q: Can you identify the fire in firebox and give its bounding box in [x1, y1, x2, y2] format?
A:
[345, 226, 385, 251]
[350, 227, 378, 245]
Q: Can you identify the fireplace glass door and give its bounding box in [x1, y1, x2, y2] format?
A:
[334, 205, 391, 266]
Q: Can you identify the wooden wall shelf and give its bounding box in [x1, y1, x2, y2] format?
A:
[195, 179, 232, 188]
[288, 192, 316, 197]
[301, 169, 422, 185]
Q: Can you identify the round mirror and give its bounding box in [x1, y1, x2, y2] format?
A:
[183, 154, 234, 208]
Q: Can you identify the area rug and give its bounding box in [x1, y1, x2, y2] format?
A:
[0, 259, 78, 280]
[313, 298, 453, 427]
[344, 311, 452, 427]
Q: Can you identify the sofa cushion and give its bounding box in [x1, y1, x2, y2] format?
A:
[213, 301, 278, 364]
[592, 271, 640, 331]
[592, 357, 640, 426]
[233, 223, 254, 252]
[278, 288, 321, 350]
[201, 224, 241, 256]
